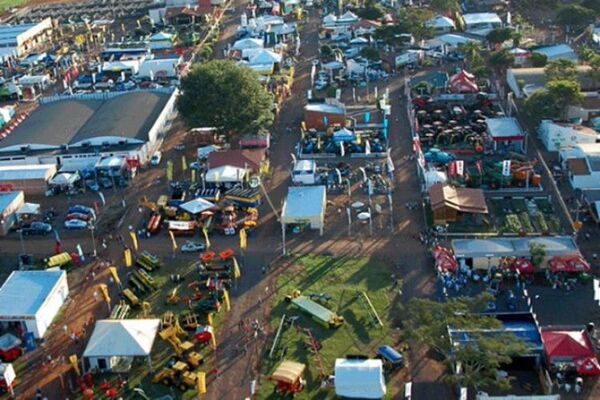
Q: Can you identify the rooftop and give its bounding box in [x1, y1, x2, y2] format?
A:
[508, 66, 600, 95]
[429, 183, 488, 214]
[0, 270, 66, 318]
[452, 237, 579, 258]
[282, 185, 326, 220]
[486, 117, 524, 138]
[0, 191, 22, 213]
[462, 12, 502, 25]
[0, 164, 56, 181]
[534, 44, 577, 62]
[567, 158, 591, 176]
[0, 91, 171, 150]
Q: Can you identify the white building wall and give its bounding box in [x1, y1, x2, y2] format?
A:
[33, 273, 69, 338]
[539, 120, 597, 152]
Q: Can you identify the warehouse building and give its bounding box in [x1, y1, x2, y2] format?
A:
[0, 18, 53, 58]
[0, 89, 177, 171]
[0, 191, 24, 235]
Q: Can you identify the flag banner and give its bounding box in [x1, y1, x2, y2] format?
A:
[129, 231, 138, 251]
[456, 160, 464, 176]
[169, 230, 177, 251]
[502, 160, 511, 176]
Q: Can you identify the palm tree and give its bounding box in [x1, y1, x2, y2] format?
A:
[460, 41, 483, 68]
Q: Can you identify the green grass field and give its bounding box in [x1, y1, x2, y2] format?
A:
[0, 0, 28, 11]
[257, 255, 403, 399]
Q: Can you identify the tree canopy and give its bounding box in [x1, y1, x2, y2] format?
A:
[488, 49, 515, 72]
[177, 60, 274, 137]
[360, 46, 381, 61]
[530, 52, 548, 68]
[430, 0, 460, 14]
[404, 294, 527, 391]
[523, 80, 583, 124]
[556, 4, 595, 31]
[486, 28, 514, 45]
[356, 0, 385, 20]
[588, 55, 600, 87]
[546, 79, 584, 119]
[545, 59, 578, 82]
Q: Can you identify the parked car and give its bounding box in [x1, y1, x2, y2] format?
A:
[20, 221, 52, 236]
[150, 151, 162, 166]
[181, 241, 206, 253]
[64, 219, 89, 230]
[377, 345, 404, 370]
[65, 213, 94, 222]
[69, 205, 94, 216]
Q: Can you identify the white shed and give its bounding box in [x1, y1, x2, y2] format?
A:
[334, 358, 386, 399]
[0, 270, 69, 338]
[281, 185, 326, 233]
[83, 319, 160, 373]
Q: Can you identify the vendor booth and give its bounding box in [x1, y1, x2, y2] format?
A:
[541, 328, 600, 376]
[0, 270, 68, 338]
[205, 166, 248, 184]
[179, 198, 216, 215]
[282, 186, 326, 233]
[83, 319, 160, 373]
[334, 358, 386, 399]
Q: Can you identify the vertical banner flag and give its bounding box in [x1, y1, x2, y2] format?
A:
[502, 160, 512, 176]
[323, 116, 329, 127]
[233, 257, 241, 279]
[449, 161, 457, 177]
[456, 160, 464, 177]
[364, 112, 371, 123]
[475, 160, 483, 174]
[166, 160, 174, 181]
[223, 289, 231, 312]
[191, 168, 196, 183]
[129, 231, 138, 251]
[239, 228, 247, 250]
[202, 227, 211, 249]
[384, 118, 389, 128]
[124, 248, 132, 267]
[169, 230, 177, 251]
[181, 155, 188, 172]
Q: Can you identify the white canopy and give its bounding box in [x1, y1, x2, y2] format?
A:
[205, 166, 248, 183]
[424, 168, 447, 189]
[232, 38, 264, 50]
[149, 31, 174, 42]
[281, 186, 326, 231]
[83, 319, 160, 358]
[249, 49, 282, 64]
[338, 11, 359, 23]
[179, 197, 215, 214]
[49, 172, 80, 186]
[334, 359, 386, 399]
[350, 37, 369, 45]
[16, 202, 40, 215]
[323, 13, 337, 26]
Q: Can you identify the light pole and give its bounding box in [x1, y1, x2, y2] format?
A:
[89, 225, 97, 258]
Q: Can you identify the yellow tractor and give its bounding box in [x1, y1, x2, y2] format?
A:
[159, 319, 195, 357]
[153, 362, 203, 391]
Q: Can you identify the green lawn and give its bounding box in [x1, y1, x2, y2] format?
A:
[257, 256, 402, 399]
[0, 0, 27, 10]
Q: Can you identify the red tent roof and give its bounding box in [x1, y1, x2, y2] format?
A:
[549, 255, 590, 273]
[433, 246, 458, 272]
[541, 330, 594, 363]
[449, 70, 479, 94]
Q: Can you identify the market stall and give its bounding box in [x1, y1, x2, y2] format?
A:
[334, 358, 386, 399]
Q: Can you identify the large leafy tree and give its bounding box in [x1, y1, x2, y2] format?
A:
[588, 55, 600, 88]
[356, 0, 385, 20]
[522, 89, 561, 125]
[545, 59, 578, 82]
[546, 79, 584, 120]
[396, 8, 435, 41]
[486, 28, 514, 46]
[556, 4, 595, 31]
[177, 60, 274, 137]
[404, 294, 527, 391]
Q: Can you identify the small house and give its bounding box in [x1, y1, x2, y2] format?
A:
[462, 13, 502, 36]
[429, 183, 488, 224]
[426, 16, 455, 34]
[485, 117, 525, 152]
[539, 120, 597, 152]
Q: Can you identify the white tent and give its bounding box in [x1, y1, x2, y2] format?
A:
[232, 38, 264, 51]
[281, 186, 326, 232]
[205, 166, 248, 183]
[424, 168, 447, 189]
[49, 172, 80, 186]
[334, 359, 386, 399]
[83, 319, 160, 372]
[350, 37, 369, 45]
[249, 49, 282, 65]
[338, 11, 359, 24]
[16, 202, 40, 215]
[323, 13, 337, 26]
[179, 197, 216, 214]
[0, 270, 69, 338]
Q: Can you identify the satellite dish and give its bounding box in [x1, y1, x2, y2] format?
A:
[249, 176, 261, 188]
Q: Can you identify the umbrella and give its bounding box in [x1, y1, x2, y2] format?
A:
[437, 254, 458, 272]
[357, 212, 370, 220]
[512, 258, 535, 274]
[575, 356, 600, 376]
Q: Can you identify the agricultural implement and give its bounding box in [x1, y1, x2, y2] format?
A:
[269, 361, 306, 395]
[136, 251, 161, 272]
[285, 290, 344, 329]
